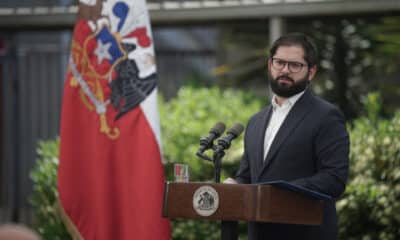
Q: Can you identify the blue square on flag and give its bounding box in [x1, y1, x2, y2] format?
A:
[84, 26, 126, 77]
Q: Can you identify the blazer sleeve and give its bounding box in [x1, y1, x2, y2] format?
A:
[235, 119, 252, 184]
[236, 149, 251, 184]
[291, 107, 349, 198]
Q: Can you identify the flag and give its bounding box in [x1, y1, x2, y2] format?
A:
[57, 0, 171, 239]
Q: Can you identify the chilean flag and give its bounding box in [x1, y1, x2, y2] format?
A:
[57, 0, 171, 239]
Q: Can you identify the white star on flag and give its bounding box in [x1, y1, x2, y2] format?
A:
[95, 40, 112, 64]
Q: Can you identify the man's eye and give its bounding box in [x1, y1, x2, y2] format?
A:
[276, 60, 286, 65]
[290, 62, 302, 68]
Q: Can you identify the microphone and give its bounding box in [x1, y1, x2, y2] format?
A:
[215, 123, 244, 154]
[197, 122, 226, 154]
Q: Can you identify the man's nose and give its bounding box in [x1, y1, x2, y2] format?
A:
[280, 63, 290, 73]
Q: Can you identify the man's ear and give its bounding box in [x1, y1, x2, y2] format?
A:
[308, 66, 317, 81]
[267, 58, 272, 71]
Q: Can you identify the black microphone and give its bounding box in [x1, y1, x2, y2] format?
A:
[215, 123, 244, 154]
[197, 122, 226, 154]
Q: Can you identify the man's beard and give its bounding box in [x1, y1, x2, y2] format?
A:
[269, 72, 310, 98]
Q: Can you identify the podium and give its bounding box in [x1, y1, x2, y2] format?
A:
[162, 182, 324, 239]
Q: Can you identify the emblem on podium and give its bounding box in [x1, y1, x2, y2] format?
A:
[193, 186, 219, 217]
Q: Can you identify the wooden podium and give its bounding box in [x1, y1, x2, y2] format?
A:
[162, 182, 324, 239]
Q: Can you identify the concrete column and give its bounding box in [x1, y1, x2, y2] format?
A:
[267, 17, 285, 98]
[269, 16, 285, 45]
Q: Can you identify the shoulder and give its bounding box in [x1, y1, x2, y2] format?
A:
[307, 93, 348, 132]
[247, 106, 270, 125]
[243, 106, 270, 137]
[309, 92, 344, 118]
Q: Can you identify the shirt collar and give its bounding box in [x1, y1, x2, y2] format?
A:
[271, 90, 305, 110]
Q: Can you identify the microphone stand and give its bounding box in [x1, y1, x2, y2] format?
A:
[212, 147, 225, 183]
[213, 148, 238, 240]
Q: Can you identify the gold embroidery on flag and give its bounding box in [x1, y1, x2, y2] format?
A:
[68, 31, 125, 140]
[80, 89, 94, 112]
[100, 114, 120, 139]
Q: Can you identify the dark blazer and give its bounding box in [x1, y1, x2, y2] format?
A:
[236, 89, 349, 240]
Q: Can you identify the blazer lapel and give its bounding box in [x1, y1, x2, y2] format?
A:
[254, 106, 273, 176]
[258, 90, 314, 180]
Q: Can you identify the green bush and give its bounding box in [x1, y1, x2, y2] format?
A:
[337, 93, 400, 240]
[30, 139, 71, 240]
[30, 86, 264, 239]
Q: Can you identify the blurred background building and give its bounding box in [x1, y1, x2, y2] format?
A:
[0, 0, 399, 224]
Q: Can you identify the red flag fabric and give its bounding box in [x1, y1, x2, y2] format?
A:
[57, 0, 171, 239]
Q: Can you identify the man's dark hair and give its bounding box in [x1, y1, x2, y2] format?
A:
[269, 33, 318, 67]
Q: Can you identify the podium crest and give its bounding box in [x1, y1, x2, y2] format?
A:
[193, 186, 219, 217]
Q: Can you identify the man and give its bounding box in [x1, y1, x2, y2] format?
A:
[225, 33, 349, 239]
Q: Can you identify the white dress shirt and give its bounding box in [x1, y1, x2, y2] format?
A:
[263, 91, 305, 160]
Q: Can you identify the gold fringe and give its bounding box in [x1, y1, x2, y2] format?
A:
[55, 198, 84, 240]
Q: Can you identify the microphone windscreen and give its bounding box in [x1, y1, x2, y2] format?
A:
[210, 122, 226, 136]
[228, 123, 244, 136]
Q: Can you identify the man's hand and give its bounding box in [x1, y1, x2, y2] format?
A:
[223, 177, 238, 184]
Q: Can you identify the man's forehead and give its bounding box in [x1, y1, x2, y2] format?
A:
[274, 45, 305, 61]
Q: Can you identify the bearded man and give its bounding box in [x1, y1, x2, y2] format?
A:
[225, 33, 349, 240]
